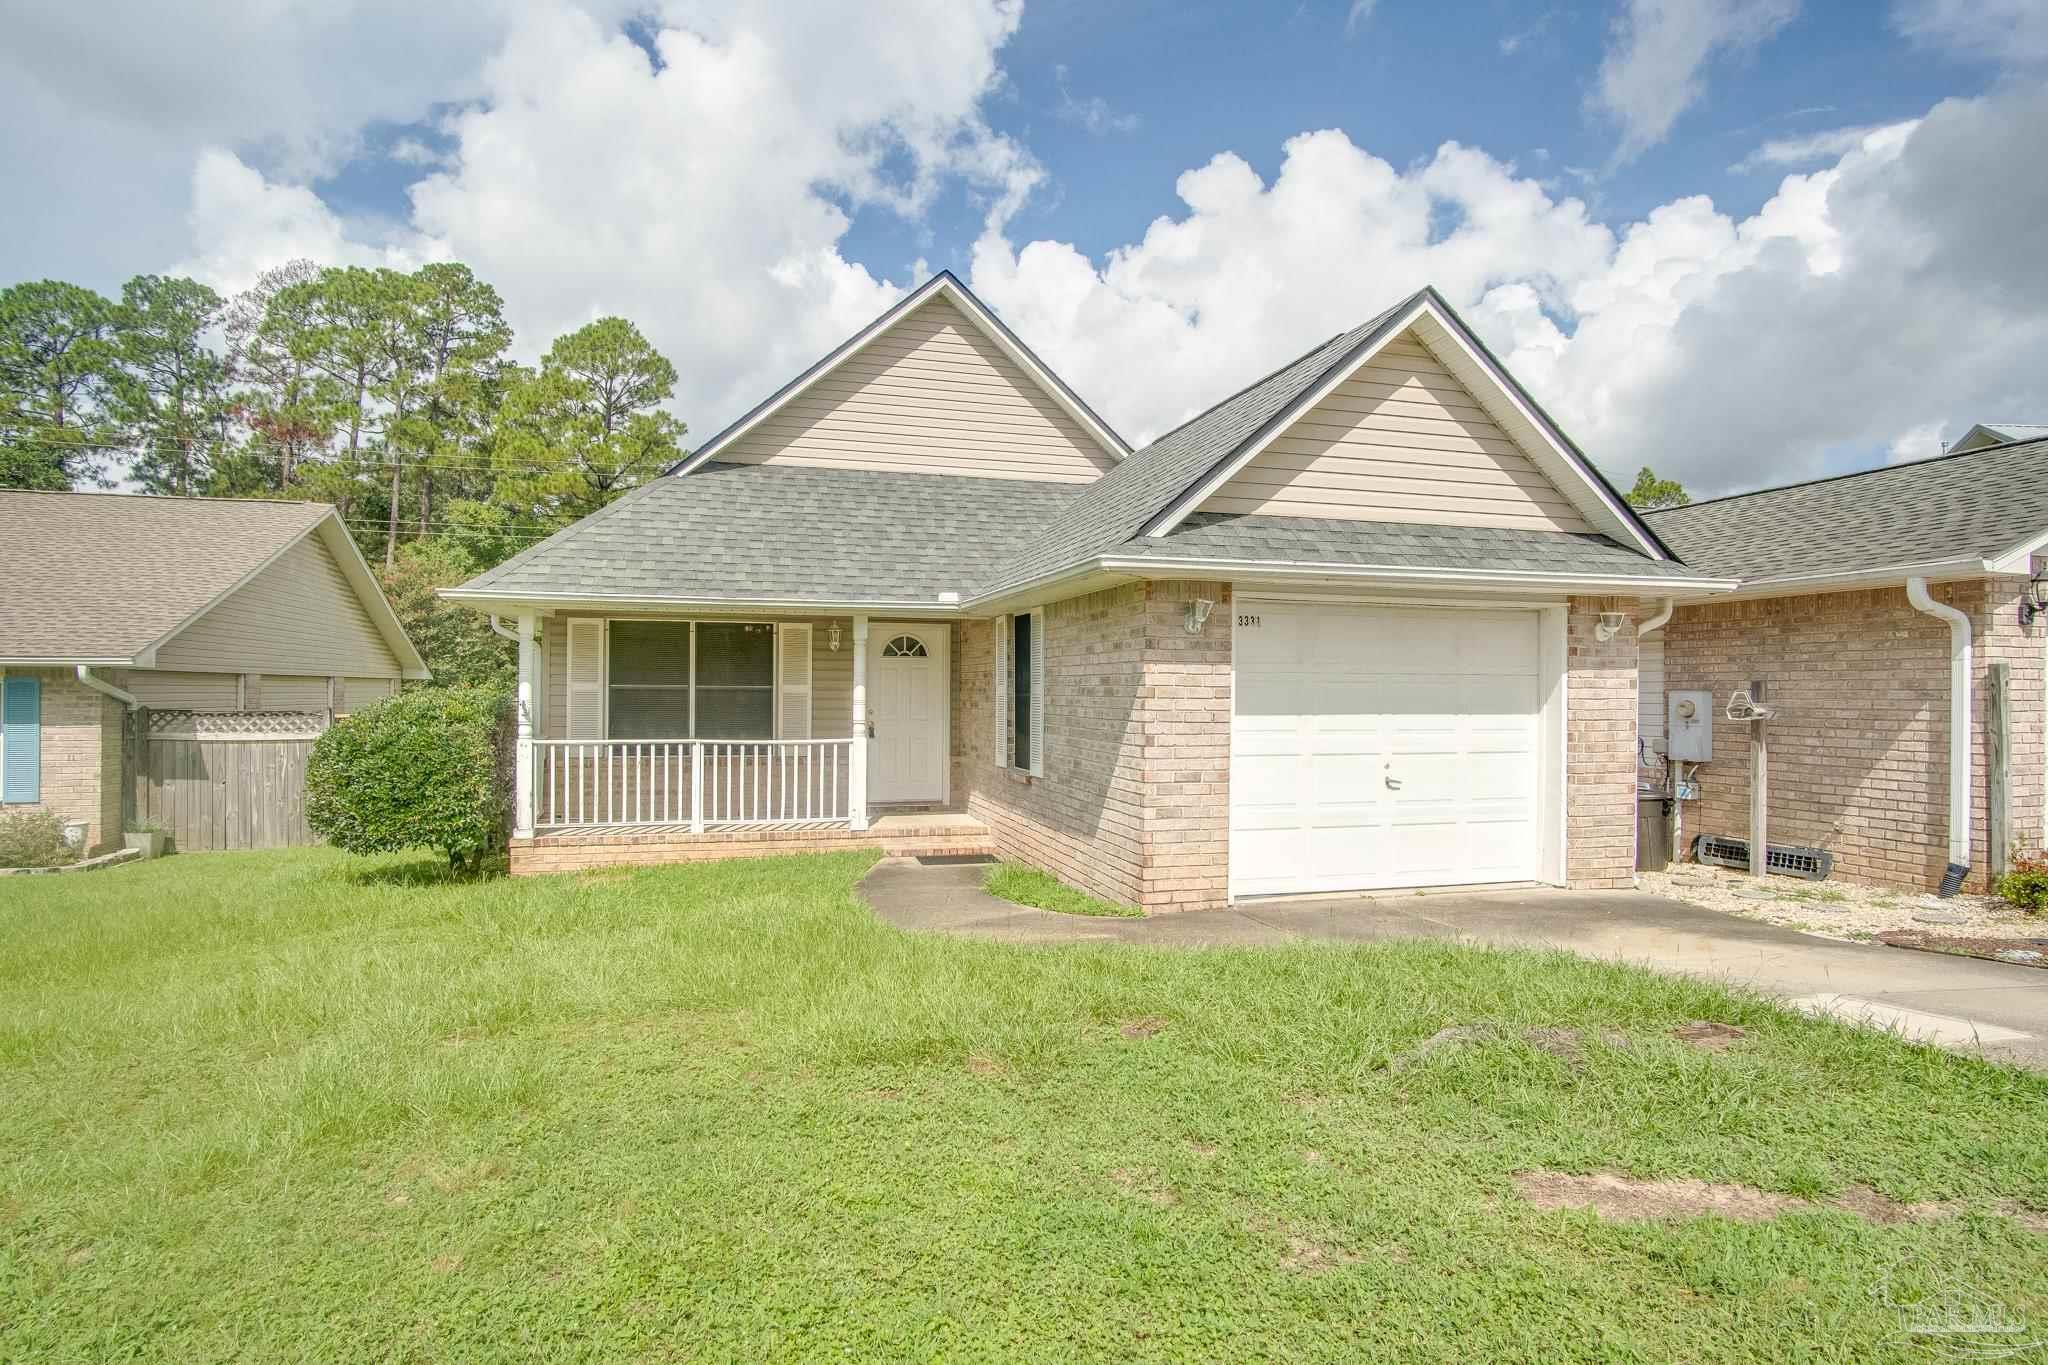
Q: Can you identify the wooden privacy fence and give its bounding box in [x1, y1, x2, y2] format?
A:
[128, 710, 327, 852]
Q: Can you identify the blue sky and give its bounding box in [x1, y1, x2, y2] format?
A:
[3, 0, 2043, 495]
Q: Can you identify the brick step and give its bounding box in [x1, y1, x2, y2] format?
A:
[510, 817, 992, 875]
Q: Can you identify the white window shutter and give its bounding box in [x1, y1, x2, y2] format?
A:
[1028, 607, 1046, 777]
[778, 622, 813, 739]
[992, 615, 1009, 767]
[566, 618, 605, 739]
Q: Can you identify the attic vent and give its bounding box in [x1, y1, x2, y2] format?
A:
[1692, 834, 1833, 881]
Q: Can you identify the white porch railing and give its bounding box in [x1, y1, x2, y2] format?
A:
[533, 738, 853, 831]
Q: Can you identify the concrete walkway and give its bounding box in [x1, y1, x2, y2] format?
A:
[860, 859, 2048, 1069]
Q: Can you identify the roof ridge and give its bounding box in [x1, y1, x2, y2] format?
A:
[0, 488, 328, 509]
[1648, 434, 2048, 516]
[1125, 327, 1349, 454]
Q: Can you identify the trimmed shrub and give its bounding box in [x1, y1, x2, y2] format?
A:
[1995, 855, 2048, 912]
[306, 687, 510, 870]
[0, 809, 79, 869]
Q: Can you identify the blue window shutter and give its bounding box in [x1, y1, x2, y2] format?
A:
[2, 676, 41, 803]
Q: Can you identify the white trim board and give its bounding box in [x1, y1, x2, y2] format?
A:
[1144, 291, 1665, 561]
[671, 272, 1128, 476]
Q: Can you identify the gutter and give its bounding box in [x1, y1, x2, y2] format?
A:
[74, 665, 141, 711]
[1905, 577, 1973, 895]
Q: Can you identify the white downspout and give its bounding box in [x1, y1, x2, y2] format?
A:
[488, 615, 522, 643]
[1906, 577, 1972, 891]
[1638, 597, 1675, 639]
[75, 665, 140, 710]
[1635, 598, 1679, 869]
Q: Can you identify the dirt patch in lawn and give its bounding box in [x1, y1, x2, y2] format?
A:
[1119, 1016, 1167, 1039]
[1515, 1171, 2048, 1230]
[1877, 930, 2048, 969]
[1258, 1218, 1362, 1274]
[1670, 1020, 1747, 1051]
[1107, 1168, 1178, 1207]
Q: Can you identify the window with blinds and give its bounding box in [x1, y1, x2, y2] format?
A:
[598, 619, 785, 740]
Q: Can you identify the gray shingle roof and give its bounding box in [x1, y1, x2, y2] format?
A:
[457, 462, 1080, 603]
[0, 491, 331, 661]
[453, 284, 1700, 607]
[974, 294, 1420, 596]
[1646, 435, 2048, 582]
[1120, 513, 1709, 579]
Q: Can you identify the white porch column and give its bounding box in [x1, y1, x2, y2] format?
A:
[514, 611, 538, 839]
[849, 615, 869, 831]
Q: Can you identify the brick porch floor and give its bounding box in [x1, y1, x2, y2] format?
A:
[510, 812, 993, 875]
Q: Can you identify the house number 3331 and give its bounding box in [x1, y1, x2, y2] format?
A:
[1237, 614, 1262, 628]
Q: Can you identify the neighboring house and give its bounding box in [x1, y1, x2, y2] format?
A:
[447, 272, 1731, 911]
[1949, 422, 2048, 454]
[0, 492, 428, 854]
[1644, 434, 2048, 893]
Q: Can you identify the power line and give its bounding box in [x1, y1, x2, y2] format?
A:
[1, 432, 668, 478]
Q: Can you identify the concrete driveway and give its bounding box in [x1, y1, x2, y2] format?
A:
[861, 859, 2048, 1069]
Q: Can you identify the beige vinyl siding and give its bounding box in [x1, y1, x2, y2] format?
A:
[541, 614, 856, 739]
[1195, 333, 1594, 533]
[1638, 635, 1665, 762]
[154, 533, 403, 678]
[259, 675, 334, 711]
[719, 297, 1115, 483]
[342, 677, 395, 711]
[125, 670, 241, 711]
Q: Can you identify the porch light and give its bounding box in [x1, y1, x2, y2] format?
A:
[2021, 568, 2048, 626]
[828, 624, 842, 652]
[1185, 598, 1216, 635]
[1594, 611, 1629, 642]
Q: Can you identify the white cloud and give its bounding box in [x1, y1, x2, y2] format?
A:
[175, 149, 422, 293]
[1894, 0, 2048, 65]
[176, 0, 1035, 436]
[1728, 120, 1915, 172]
[1345, 0, 1378, 38]
[1592, 0, 1801, 164]
[968, 84, 2048, 497]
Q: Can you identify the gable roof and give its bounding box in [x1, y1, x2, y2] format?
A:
[670, 271, 1129, 476]
[1951, 422, 2048, 453]
[0, 491, 428, 676]
[451, 283, 1735, 613]
[1646, 434, 2048, 588]
[972, 286, 1676, 600]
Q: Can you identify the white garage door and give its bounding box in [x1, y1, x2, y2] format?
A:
[1232, 602, 1544, 897]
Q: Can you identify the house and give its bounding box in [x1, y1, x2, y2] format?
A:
[446, 272, 1733, 911]
[0, 492, 429, 854]
[1949, 422, 2048, 454]
[1643, 433, 2048, 893]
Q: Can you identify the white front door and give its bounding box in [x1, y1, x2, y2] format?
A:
[868, 624, 949, 804]
[1231, 602, 1546, 897]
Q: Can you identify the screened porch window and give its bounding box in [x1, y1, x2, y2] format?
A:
[607, 621, 775, 739]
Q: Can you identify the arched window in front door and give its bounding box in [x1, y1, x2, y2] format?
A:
[882, 635, 929, 658]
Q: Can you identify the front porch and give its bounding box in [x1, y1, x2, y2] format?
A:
[506, 611, 974, 873]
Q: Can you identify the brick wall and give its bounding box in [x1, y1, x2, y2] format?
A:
[1567, 596, 1644, 889]
[1136, 581, 1233, 910]
[955, 583, 1155, 907]
[1660, 580, 2044, 892]
[0, 668, 124, 855]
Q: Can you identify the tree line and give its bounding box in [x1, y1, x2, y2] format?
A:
[1, 261, 691, 685]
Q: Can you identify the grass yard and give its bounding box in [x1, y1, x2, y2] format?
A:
[2, 850, 2045, 1361]
[984, 860, 1143, 916]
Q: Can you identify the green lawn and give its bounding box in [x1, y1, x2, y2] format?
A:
[2, 849, 2044, 1361]
[984, 860, 1143, 916]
